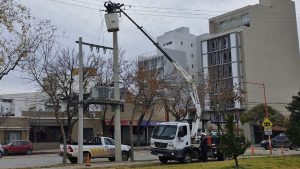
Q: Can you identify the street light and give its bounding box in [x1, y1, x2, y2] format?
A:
[243, 81, 272, 155]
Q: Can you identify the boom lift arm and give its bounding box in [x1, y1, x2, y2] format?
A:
[104, 1, 203, 137]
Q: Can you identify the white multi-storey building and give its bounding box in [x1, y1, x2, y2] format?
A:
[157, 27, 204, 83]
[138, 0, 300, 144]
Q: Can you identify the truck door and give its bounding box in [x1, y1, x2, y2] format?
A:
[104, 138, 115, 157]
[176, 125, 190, 150]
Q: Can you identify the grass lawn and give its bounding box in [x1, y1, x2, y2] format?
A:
[102, 156, 300, 169]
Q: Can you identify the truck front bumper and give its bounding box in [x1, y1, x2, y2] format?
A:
[150, 148, 184, 159]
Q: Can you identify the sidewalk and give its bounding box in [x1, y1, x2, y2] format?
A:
[33, 149, 58, 155]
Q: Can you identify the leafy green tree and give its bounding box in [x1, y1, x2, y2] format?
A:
[219, 114, 249, 169]
[240, 104, 286, 127]
[286, 91, 300, 149]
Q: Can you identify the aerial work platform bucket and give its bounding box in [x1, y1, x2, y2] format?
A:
[105, 13, 119, 32]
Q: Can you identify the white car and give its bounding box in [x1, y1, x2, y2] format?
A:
[59, 136, 131, 164]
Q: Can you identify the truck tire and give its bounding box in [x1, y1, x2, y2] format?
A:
[159, 156, 168, 164]
[217, 152, 225, 161]
[68, 157, 77, 164]
[122, 151, 129, 161]
[181, 152, 192, 164]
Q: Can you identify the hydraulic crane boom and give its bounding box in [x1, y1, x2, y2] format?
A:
[104, 1, 203, 136]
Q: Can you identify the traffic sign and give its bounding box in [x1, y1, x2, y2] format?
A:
[264, 127, 272, 135]
[262, 118, 273, 127]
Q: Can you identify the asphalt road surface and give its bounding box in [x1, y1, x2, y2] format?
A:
[0, 147, 299, 169]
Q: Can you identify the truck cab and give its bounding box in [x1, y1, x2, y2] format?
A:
[150, 122, 200, 164]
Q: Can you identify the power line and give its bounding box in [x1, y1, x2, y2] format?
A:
[48, 0, 100, 10]
[46, 0, 300, 22]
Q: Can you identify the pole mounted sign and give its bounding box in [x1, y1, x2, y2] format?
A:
[262, 118, 273, 135]
[262, 118, 273, 127]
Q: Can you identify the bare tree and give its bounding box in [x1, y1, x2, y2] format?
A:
[198, 74, 244, 132]
[161, 73, 193, 122]
[123, 61, 163, 161]
[25, 46, 100, 164]
[0, 0, 56, 80]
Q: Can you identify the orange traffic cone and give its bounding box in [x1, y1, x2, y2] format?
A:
[85, 153, 91, 166]
[281, 146, 285, 155]
[251, 145, 255, 156]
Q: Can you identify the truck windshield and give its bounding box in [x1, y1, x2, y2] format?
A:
[152, 125, 177, 140]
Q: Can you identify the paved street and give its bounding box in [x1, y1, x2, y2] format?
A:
[0, 146, 299, 169]
[0, 149, 157, 169]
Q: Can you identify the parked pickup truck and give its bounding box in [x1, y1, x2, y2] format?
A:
[59, 136, 131, 164]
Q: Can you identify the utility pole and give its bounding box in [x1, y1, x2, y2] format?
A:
[104, 1, 123, 161]
[76, 39, 113, 164]
[78, 37, 83, 164]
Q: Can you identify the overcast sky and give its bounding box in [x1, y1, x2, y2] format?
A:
[0, 0, 299, 94]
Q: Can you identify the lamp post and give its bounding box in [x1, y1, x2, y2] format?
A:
[243, 81, 272, 155]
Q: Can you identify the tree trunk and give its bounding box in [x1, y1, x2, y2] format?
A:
[60, 123, 68, 165]
[67, 119, 72, 140]
[234, 156, 239, 168]
[55, 110, 67, 165]
[129, 121, 134, 162]
[129, 104, 137, 162]
[137, 113, 145, 147]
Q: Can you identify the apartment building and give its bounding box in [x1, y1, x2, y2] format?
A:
[138, 0, 300, 143]
[157, 27, 205, 84]
[201, 0, 300, 142]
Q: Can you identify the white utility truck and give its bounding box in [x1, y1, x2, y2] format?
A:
[59, 136, 131, 164]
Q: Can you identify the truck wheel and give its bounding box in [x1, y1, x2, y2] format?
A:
[68, 157, 78, 164]
[182, 152, 192, 164]
[122, 151, 129, 161]
[159, 156, 168, 164]
[108, 157, 115, 161]
[217, 152, 225, 161]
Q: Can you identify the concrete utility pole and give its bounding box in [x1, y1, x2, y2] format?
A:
[75, 39, 113, 165]
[104, 1, 122, 161]
[78, 37, 84, 164]
[113, 31, 122, 162]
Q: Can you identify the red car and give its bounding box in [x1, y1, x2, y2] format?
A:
[3, 140, 33, 155]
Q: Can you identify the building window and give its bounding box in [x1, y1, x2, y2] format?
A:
[191, 53, 194, 58]
[181, 41, 183, 46]
[241, 13, 250, 23]
[192, 64, 194, 68]
[191, 43, 193, 47]
[219, 20, 228, 28]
